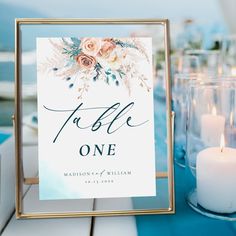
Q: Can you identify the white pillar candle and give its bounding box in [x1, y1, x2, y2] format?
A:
[196, 136, 236, 213]
[201, 107, 225, 146]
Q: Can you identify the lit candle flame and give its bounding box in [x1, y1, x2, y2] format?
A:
[212, 106, 217, 115]
[218, 66, 223, 75]
[230, 111, 234, 127]
[220, 134, 225, 153]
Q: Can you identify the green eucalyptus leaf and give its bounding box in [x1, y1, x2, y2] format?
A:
[71, 37, 81, 47]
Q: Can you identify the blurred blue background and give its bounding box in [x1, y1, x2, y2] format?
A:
[0, 0, 228, 83]
[0, 0, 227, 52]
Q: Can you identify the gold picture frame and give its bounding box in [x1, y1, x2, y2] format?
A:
[14, 18, 174, 219]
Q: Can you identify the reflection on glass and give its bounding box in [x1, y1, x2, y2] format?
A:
[185, 49, 221, 76]
[221, 35, 236, 76]
[18, 22, 171, 214]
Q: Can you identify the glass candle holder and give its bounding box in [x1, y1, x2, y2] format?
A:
[172, 55, 204, 168]
[171, 54, 200, 75]
[186, 78, 236, 221]
[185, 49, 221, 77]
[221, 35, 236, 76]
[172, 73, 197, 168]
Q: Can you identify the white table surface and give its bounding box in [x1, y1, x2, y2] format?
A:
[0, 130, 15, 233]
[93, 198, 137, 236]
[2, 215, 92, 236]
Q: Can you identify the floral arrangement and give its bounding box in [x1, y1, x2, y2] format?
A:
[39, 37, 151, 99]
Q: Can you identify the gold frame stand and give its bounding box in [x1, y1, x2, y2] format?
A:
[14, 18, 174, 219]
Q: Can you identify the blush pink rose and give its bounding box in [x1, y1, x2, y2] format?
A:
[98, 39, 116, 58]
[81, 38, 102, 56]
[76, 54, 96, 69]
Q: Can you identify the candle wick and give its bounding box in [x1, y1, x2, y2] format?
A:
[220, 146, 223, 153]
[220, 134, 225, 153]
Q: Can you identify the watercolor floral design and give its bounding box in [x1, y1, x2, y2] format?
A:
[39, 37, 151, 99]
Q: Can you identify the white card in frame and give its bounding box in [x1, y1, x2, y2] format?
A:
[37, 36, 156, 200]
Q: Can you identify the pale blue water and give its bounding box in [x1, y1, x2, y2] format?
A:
[0, 63, 36, 83]
[0, 62, 36, 85]
[0, 62, 14, 82]
[0, 2, 44, 85]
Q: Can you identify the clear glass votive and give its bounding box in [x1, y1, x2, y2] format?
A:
[221, 35, 236, 76]
[172, 72, 205, 168]
[186, 78, 236, 221]
[185, 49, 221, 77]
[171, 53, 200, 75]
[171, 54, 202, 168]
